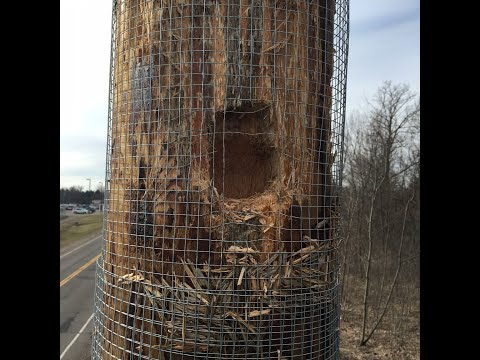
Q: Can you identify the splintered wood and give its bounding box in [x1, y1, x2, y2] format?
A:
[115, 239, 334, 357]
[100, 0, 339, 359]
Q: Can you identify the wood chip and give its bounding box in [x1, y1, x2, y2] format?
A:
[208, 267, 232, 273]
[270, 273, 279, 286]
[143, 284, 163, 299]
[315, 219, 329, 229]
[118, 272, 145, 285]
[243, 214, 257, 221]
[248, 309, 271, 318]
[284, 261, 291, 278]
[291, 245, 317, 259]
[237, 266, 246, 286]
[226, 311, 257, 334]
[292, 252, 313, 265]
[263, 222, 274, 233]
[227, 246, 257, 254]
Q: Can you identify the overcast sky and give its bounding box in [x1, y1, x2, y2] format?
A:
[60, 0, 419, 190]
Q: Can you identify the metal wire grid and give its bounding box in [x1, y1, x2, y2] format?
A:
[92, 0, 349, 359]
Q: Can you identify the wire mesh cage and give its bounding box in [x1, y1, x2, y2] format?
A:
[92, 0, 349, 359]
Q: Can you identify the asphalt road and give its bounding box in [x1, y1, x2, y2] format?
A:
[60, 231, 102, 360]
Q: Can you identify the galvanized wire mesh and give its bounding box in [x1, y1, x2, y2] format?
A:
[92, 0, 349, 359]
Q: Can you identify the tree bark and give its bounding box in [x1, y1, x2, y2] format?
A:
[99, 0, 337, 359]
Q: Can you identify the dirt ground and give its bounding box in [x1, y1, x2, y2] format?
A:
[339, 276, 420, 359]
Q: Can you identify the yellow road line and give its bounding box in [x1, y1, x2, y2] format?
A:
[60, 254, 100, 287]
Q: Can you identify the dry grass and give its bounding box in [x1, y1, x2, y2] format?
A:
[60, 213, 103, 249]
[340, 275, 420, 359]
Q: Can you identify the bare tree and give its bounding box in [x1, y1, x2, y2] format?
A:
[340, 81, 420, 347]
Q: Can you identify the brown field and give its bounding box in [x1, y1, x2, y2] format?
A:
[340, 275, 420, 359]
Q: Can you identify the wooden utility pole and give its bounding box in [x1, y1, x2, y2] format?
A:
[97, 0, 339, 359]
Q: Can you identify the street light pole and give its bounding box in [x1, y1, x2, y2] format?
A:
[99, 182, 104, 211]
[86, 178, 91, 191]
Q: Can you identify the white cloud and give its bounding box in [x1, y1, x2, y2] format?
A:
[347, 0, 419, 114]
[350, 0, 419, 24]
[60, 0, 112, 188]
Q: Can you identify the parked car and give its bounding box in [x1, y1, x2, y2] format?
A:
[86, 206, 96, 213]
[73, 208, 89, 214]
[65, 205, 74, 210]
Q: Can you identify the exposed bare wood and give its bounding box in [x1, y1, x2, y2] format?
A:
[101, 0, 337, 359]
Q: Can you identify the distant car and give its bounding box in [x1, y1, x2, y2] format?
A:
[65, 205, 74, 210]
[73, 208, 89, 214]
[86, 206, 96, 213]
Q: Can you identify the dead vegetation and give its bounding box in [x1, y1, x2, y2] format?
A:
[339, 82, 420, 359]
